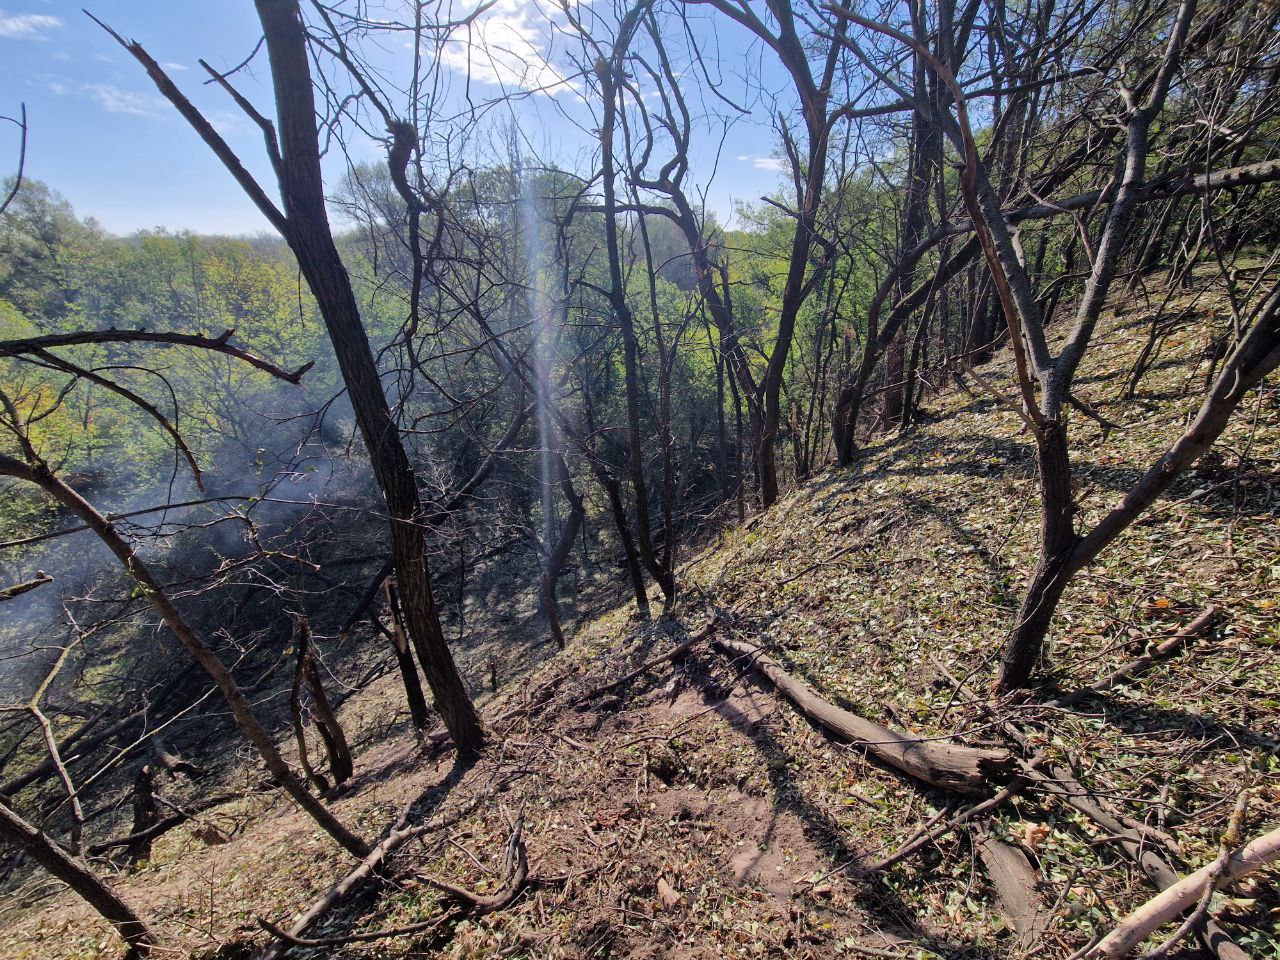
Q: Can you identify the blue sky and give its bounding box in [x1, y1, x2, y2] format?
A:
[1, 1, 793, 237]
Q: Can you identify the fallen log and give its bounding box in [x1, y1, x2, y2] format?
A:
[1084, 824, 1280, 959]
[938, 644, 1248, 960]
[977, 830, 1049, 952]
[149, 734, 203, 779]
[865, 752, 1047, 872]
[1024, 762, 1248, 960]
[713, 635, 1015, 795]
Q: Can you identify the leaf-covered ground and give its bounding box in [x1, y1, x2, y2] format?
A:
[3, 268, 1276, 959]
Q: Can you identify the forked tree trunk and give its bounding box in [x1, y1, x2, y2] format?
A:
[540, 455, 586, 650]
[999, 420, 1079, 690]
[596, 49, 676, 606]
[999, 285, 1280, 691]
[299, 622, 354, 786]
[0, 799, 156, 956]
[290, 635, 327, 794]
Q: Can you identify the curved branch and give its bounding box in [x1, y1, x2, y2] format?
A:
[0, 328, 313, 383]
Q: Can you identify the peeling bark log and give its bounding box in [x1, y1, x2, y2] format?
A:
[713, 635, 1015, 795]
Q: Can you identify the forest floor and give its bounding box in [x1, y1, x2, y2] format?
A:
[3, 267, 1277, 959]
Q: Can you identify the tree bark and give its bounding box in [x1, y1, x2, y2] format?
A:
[254, 0, 483, 755]
[0, 798, 156, 956]
[383, 579, 431, 730]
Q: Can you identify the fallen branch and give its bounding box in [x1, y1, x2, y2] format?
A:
[1025, 762, 1248, 960]
[259, 913, 451, 950]
[257, 784, 497, 959]
[778, 515, 903, 586]
[937, 658, 1248, 960]
[573, 617, 718, 707]
[87, 790, 244, 857]
[1048, 606, 1221, 710]
[713, 635, 1015, 795]
[420, 808, 528, 914]
[864, 753, 1047, 872]
[1084, 824, 1280, 959]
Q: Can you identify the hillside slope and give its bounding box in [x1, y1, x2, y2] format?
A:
[3, 270, 1277, 959]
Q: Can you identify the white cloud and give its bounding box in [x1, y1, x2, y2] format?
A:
[0, 11, 62, 39]
[162, 61, 188, 71]
[86, 83, 165, 118]
[439, 0, 575, 96]
[737, 154, 788, 173]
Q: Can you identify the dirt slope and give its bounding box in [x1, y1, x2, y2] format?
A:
[3, 270, 1277, 959]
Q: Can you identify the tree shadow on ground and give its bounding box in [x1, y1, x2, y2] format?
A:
[676, 644, 1000, 959]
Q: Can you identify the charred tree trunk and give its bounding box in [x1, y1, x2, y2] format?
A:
[290, 634, 328, 794]
[383, 579, 430, 731]
[254, 0, 483, 755]
[125, 765, 159, 866]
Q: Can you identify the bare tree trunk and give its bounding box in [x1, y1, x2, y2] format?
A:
[294, 616, 353, 787]
[999, 283, 1280, 690]
[0, 798, 156, 956]
[540, 454, 586, 650]
[290, 635, 327, 794]
[254, 0, 483, 755]
[383, 579, 430, 730]
[999, 421, 1079, 689]
[596, 40, 677, 605]
[125, 765, 159, 866]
